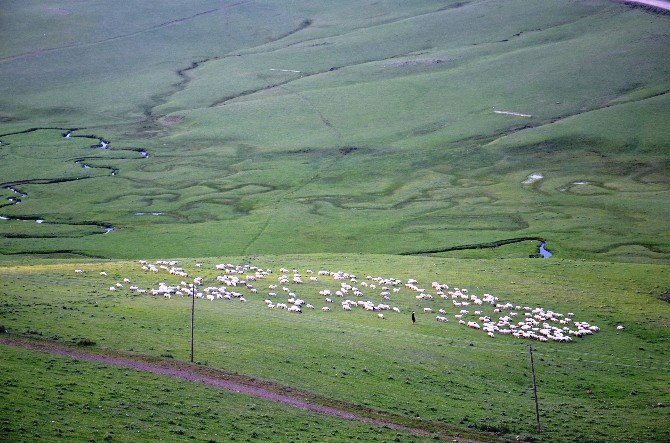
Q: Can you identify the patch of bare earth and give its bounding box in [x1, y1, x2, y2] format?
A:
[159, 115, 184, 126]
[0, 334, 499, 442]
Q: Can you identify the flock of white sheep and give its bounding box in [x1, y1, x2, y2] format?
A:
[79, 260, 609, 343]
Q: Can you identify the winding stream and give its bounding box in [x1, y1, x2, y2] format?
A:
[0, 128, 150, 236]
[403, 236, 555, 258]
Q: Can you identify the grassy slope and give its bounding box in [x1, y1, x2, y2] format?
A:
[1, 255, 668, 442]
[0, 1, 669, 442]
[0, 0, 668, 261]
[1, 345, 433, 443]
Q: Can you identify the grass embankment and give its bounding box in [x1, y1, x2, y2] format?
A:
[1, 255, 668, 442]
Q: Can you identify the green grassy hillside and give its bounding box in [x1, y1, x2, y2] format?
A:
[0, 0, 668, 261]
[1, 1, 669, 442]
[1, 256, 668, 442]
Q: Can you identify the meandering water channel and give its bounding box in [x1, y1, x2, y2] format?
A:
[0, 128, 150, 237]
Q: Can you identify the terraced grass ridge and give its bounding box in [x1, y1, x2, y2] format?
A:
[0, 1, 669, 442]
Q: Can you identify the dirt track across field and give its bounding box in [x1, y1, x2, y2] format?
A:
[0, 335, 495, 442]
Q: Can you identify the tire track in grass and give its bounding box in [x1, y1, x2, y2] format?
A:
[0, 3, 252, 64]
[0, 334, 491, 443]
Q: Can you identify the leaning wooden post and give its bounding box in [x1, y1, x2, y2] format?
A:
[529, 344, 541, 432]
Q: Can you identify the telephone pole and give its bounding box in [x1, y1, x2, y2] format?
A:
[191, 282, 196, 363]
[529, 344, 541, 432]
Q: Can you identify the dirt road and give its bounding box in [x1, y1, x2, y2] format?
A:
[0, 335, 491, 442]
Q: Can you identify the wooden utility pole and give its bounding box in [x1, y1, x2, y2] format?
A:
[529, 344, 541, 432]
[191, 282, 195, 363]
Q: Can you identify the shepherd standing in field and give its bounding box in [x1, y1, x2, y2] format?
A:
[411, 311, 416, 324]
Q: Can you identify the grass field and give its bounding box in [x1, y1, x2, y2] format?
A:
[1, 255, 669, 442]
[2, 345, 437, 443]
[1, 1, 669, 441]
[1, 0, 668, 261]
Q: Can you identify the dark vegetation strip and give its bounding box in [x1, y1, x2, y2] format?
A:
[242, 2, 471, 57]
[0, 334, 496, 443]
[400, 237, 545, 256]
[269, 18, 312, 44]
[209, 77, 300, 107]
[594, 242, 668, 254]
[0, 127, 73, 139]
[0, 176, 96, 189]
[145, 14, 310, 118]
[0, 249, 106, 258]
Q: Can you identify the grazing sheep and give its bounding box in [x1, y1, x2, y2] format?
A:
[128, 261, 599, 345]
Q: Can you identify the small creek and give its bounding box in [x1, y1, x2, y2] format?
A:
[0, 128, 150, 236]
